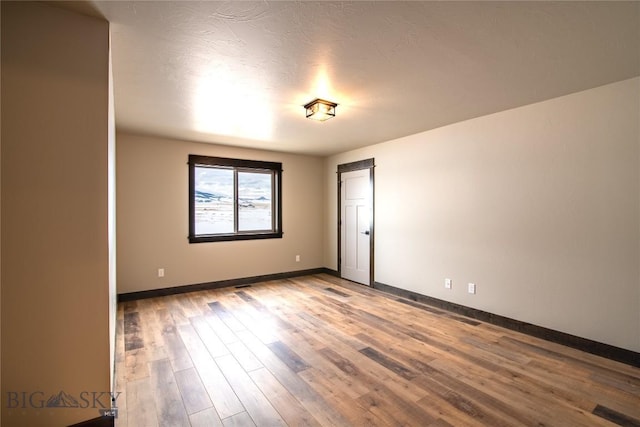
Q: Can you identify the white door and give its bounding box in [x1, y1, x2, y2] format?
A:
[340, 169, 371, 285]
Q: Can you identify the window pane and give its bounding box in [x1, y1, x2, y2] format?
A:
[188, 154, 282, 243]
[194, 167, 234, 234]
[238, 171, 272, 231]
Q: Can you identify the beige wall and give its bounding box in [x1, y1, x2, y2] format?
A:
[1, 2, 114, 426]
[116, 133, 324, 293]
[325, 77, 640, 352]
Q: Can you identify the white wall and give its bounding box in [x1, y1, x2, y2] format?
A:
[325, 77, 640, 352]
[108, 33, 118, 392]
[117, 133, 325, 293]
[1, 2, 113, 425]
[0, 2, 3, 421]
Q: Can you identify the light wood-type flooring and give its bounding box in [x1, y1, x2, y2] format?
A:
[115, 274, 640, 426]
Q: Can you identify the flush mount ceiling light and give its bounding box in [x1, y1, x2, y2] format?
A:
[304, 98, 337, 121]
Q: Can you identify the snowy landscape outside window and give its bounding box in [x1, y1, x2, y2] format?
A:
[188, 155, 282, 243]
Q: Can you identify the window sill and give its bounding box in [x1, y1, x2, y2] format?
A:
[189, 231, 283, 243]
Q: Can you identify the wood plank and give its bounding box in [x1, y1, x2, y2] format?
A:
[204, 312, 239, 345]
[174, 367, 212, 415]
[592, 404, 640, 427]
[137, 302, 169, 362]
[166, 295, 190, 326]
[124, 312, 144, 351]
[208, 301, 247, 332]
[427, 357, 612, 427]
[411, 364, 526, 427]
[353, 331, 536, 426]
[297, 367, 390, 426]
[227, 340, 263, 372]
[125, 377, 157, 427]
[178, 291, 207, 318]
[356, 385, 436, 427]
[500, 335, 640, 395]
[267, 341, 310, 373]
[318, 345, 429, 404]
[236, 330, 351, 427]
[114, 315, 128, 427]
[189, 407, 224, 427]
[176, 323, 245, 419]
[249, 367, 323, 427]
[191, 315, 230, 358]
[116, 274, 640, 427]
[356, 330, 565, 426]
[114, 384, 128, 427]
[123, 348, 149, 382]
[148, 359, 190, 427]
[358, 346, 417, 380]
[215, 353, 287, 427]
[222, 412, 256, 427]
[222, 294, 282, 344]
[157, 308, 193, 371]
[279, 329, 370, 400]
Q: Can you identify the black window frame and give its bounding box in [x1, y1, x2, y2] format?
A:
[188, 154, 283, 243]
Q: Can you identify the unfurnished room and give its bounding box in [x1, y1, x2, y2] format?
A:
[1, 1, 639, 426]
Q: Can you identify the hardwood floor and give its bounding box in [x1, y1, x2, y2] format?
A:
[114, 274, 640, 427]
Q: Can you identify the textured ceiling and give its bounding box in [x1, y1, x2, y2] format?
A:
[74, 1, 639, 155]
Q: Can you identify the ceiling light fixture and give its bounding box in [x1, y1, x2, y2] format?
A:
[304, 98, 337, 121]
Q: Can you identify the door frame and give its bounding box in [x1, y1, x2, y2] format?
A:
[337, 158, 375, 286]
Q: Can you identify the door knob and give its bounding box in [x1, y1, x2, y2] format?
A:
[361, 230, 370, 235]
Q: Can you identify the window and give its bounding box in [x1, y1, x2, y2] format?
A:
[188, 155, 282, 243]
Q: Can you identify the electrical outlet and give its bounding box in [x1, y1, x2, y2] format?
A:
[158, 268, 165, 278]
[445, 278, 452, 289]
[295, 255, 300, 262]
[468, 283, 476, 294]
